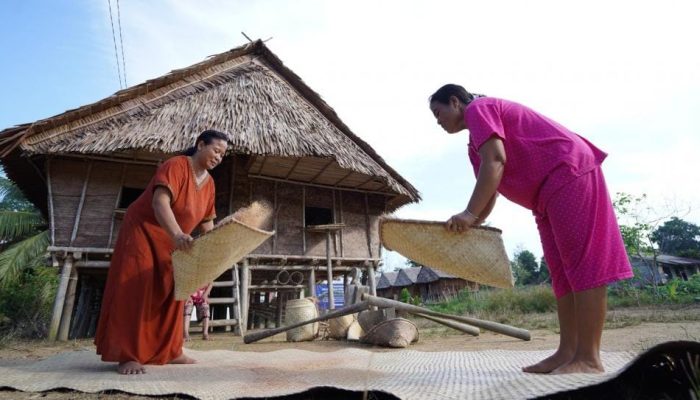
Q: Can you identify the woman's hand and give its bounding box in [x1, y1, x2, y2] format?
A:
[445, 210, 479, 232]
[172, 232, 194, 251]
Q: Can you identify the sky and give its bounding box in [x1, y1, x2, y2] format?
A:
[1, 0, 699, 271]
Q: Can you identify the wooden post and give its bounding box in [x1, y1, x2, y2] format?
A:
[46, 158, 55, 246]
[302, 186, 306, 254]
[272, 181, 278, 254]
[367, 261, 377, 296]
[49, 255, 74, 341]
[275, 290, 283, 327]
[232, 264, 243, 336]
[326, 230, 335, 309]
[240, 258, 250, 332]
[70, 161, 93, 246]
[364, 193, 373, 258]
[307, 266, 316, 297]
[108, 164, 127, 247]
[58, 267, 79, 340]
[339, 191, 344, 257]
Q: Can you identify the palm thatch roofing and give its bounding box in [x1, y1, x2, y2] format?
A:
[416, 266, 461, 284]
[0, 40, 419, 212]
[394, 267, 422, 287]
[376, 271, 399, 290]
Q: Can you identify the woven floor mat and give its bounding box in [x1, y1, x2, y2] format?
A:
[0, 348, 634, 399]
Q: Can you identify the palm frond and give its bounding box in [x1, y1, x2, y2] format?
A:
[0, 231, 49, 289]
[0, 211, 45, 242]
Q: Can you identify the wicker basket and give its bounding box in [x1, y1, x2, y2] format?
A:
[327, 314, 356, 339]
[285, 298, 319, 342]
[380, 218, 514, 288]
[361, 318, 418, 348]
[172, 218, 274, 300]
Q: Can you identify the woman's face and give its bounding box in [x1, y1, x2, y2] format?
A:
[430, 97, 464, 134]
[195, 138, 227, 170]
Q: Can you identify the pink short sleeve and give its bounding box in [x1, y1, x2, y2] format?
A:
[465, 102, 506, 151]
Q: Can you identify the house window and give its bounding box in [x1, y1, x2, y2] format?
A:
[305, 206, 333, 226]
[118, 187, 145, 209]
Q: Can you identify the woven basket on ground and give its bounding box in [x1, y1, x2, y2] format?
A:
[285, 298, 319, 342]
[327, 314, 355, 339]
[172, 218, 274, 300]
[361, 318, 418, 348]
[380, 218, 514, 289]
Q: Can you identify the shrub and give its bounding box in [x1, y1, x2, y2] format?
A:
[0, 266, 57, 341]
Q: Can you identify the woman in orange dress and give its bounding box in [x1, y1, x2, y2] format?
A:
[95, 130, 228, 374]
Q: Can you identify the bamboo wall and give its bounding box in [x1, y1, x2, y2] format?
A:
[50, 155, 387, 258]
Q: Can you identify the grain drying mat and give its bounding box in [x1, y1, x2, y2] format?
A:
[0, 348, 634, 399]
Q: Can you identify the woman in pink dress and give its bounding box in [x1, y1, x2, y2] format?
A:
[429, 84, 633, 374]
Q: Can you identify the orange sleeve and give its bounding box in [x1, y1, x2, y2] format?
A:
[202, 180, 216, 222]
[153, 156, 187, 204]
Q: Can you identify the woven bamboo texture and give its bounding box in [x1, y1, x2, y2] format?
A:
[0, 348, 636, 399]
[172, 218, 273, 300]
[380, 218, 514, 288]
[285, 298, 319, 342]
[361, 318, 419, 348]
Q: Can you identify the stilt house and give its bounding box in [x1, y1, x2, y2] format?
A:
[0, 40, 420, 340]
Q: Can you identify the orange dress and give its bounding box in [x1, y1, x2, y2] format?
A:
[95, 156, 216, 364]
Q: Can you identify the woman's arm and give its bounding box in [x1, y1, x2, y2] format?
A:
[152, 186, 193, 250]
[199, 220, 214, 234]
[447, 136, 506, 232]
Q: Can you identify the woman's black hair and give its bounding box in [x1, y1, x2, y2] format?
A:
[183, 129, 229, 156]
[429, 84, 484, 106]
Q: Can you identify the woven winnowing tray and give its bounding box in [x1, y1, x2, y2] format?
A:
[380, 218, 514, 288]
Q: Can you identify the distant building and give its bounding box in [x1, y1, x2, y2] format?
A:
[631, 254, 700, 284]
[375, 266, 476, 303]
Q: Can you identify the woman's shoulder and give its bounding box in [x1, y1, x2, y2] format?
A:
[159, 155, 189, 169]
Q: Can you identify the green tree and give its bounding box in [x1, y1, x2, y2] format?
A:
[0, 173, 54, 338]
[510, 247, 539, 285]
[650, 217, 700, 258]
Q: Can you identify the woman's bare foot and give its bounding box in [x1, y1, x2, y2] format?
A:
[169, 353, 197, 365]
[117, 361, 145, 375]
[551, 358, 604, 374]
[184, 336, 191, 342]
[202, 334, 211, 341]
[522, 351, 574, 373]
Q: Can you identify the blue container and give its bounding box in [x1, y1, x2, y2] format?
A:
[315, 281, 345, 310]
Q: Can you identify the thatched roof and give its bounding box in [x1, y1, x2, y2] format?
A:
[0, 40, 419, 211]
[376, 271, 399, 290]
[394, 267, 422, 287]
[416, 266, 461, 284]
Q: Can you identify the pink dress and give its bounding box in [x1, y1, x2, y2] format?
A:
[465, 97, 632, 297]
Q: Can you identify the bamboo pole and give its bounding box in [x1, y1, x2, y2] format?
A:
[240, 258, 250, 332]
[70, 161, 93, 246]
[364, 193, 373, 258]
[108, 164, 127, 247]
[326, 230, 335, 309]
[339, 191, 344, 257]
[249, 174, 395, 197]
[307, 266, 316, 297]
[49, 255, 74, 341]
[301, 186, 306, 254]
[272, 181, 278, 254]
[57, 267, 79, 340]
[232, 264, 243, 336]
[46, 158, 55, 246]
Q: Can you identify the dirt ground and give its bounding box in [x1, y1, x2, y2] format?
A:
[1, 308, 699, 399]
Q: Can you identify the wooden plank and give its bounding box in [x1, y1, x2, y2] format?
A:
[208, 297, 237, 305]
[240, 259, 250, 332]
[108, 164, 127, 247]
[57, 267, 79, 340]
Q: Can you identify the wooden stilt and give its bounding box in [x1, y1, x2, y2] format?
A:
[48, 255, 74, 341]
[326, 230, 334, 309]
[232, 264, 243, 335]
[46, 158, 55, 246]
[308, 266, 316, 297]
[57, 267, 79, 341]
[240, 258, 250, 332]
